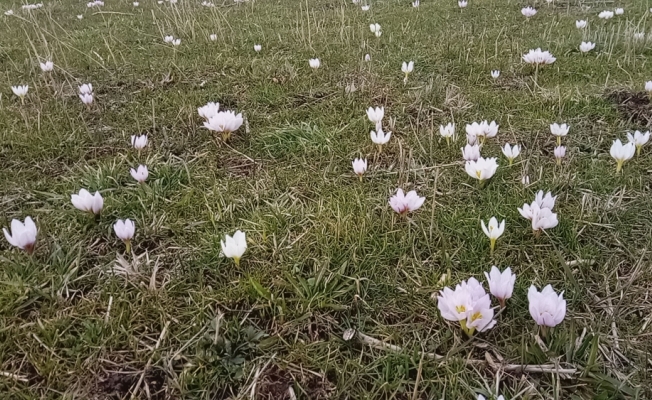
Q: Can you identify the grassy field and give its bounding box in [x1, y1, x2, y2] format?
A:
[1, 0, 652, 398]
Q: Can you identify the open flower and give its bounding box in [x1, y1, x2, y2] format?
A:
[221, 230, 247, 266]
[626, 130, 650, 155]
[254, 44, 262, 52]
[480, 120, 499, 141]
[465, 157, 498, 183]
[131, 134, 148, 150]
[370, 128, 391, 150]
[645, 81, 652, 92]
[501, 143, 520, 165]
[531, 203, 558, 232]
[554, 145, 566, 165]
[521, 6, 536, 17]
[440, 123, 455, 144]
[437, 278, 497, 336]
[518, 190, 556, 220]
[401, 61, 414, 83]
[576, 20, 587, 28]
[198, 102, 219, 120]
[598, 10, 614, 19]
[71, 189, 103, 215]
[614, 7, 623, 15]
[462, 144, 480, 161]
[3, 217, 37, 254]
[458, 0, 467, 7]
[465, 122, 482, 144]
[369, 23, 381, 34]
[485, 266, 516, 308]
[352, 158, 367, 179]
[412, 0, 419, 7]
[579, 41, 595, 53]
[114, 219, 135, 252]
[361, 5, 370, 11]
[40, 61, 54, 72]
[79, 83, 93, 94]
[389, 189, 425, 215]
[491, 70, 500, 79]
[610, 139, 635, 173]
[11, 85, 28, 102]
[203, 110, 244, 141]
[130, 165, 149, 183]
[528, 284, 566, 332]
[522, 48, 556, 65]
[481, 217, 505, 254]
[550, 123, 569, 145]
[309, 58, 321, 69]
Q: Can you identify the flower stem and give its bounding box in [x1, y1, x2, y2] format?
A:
[556, 136, 561, 146]
[125, 240, 131, 254]
[490, 239, 495, 256]
[234, 257, 241, 267]
[616, 161, 623, 173]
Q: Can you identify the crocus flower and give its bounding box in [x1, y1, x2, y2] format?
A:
[361, 5, 370, 11]
[79, 93, 93, 105]
[203, 110, 244, 141]
[172, 39, 181, 46]
[550, 123, 569, 146]
[610, 139, 635, 173]
[554, 145, 566, 165]
[221, 230, 247, 266]
[364, 54, 371, 61]
[633, 32, 645, 41]
[522, 48, 556, 65]
[412, 0, 419, 7]
[209, 34, 217, 41]
[5, 10, 14, 15]
[534, 190, 557, 209]
[462, 144, 480, 161]
[465, 157, 498, 183]
[130, 165, 149, 183]
[465, 122, 482, 144]
[40, 61, 54, 72]
[437, 278, 497, 336]
[369, 23, 381, 33]
[598, 10, 614, 19]
[646, 81, 652, 93]
[77, 14, 83, 19]
[576, 20, 587, 28]
[458, 1, 467, 8]
[614, 7, 623, 15]
[479, 120, 499, 141]
[254, 44, 262, 52]
[198, 102, 219, 120]
[401, 61, 414, 83]
[131, 134, 148, 150]
[366, 106, 384, 130]
[3, 217, 37, 254]
[501, 143, 520, 165]
[309, 58, 320, 69]
[439, 123, 455, 144]
[79, 83, 93, 94]
[389, 189, 425, 215]
[627, 130, 650, 155]
[11, 85, 28, 102]
[481, 217, 505, 254]
[528, 284, 566, 334]
[133, 2, 139, 6]
[485, 266, 515, 308]
[164, 35, 174, 43]
[521, 175, 530, 185]
[531, 204, 558, 232]
[579, 41, 595, 53]
[521, 6, 537, 17]
[71, 189, 103, 215]
[114, 219, 135, 252]
[491, 70, 500, 79]
[370, 128, 391, 151]
[352, 158, 367, 179]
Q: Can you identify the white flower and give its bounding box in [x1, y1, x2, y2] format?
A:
[364, 54, 371, 62]
[465, 157, 498, 182]
[164, 35, 174, 43]
[71, 189, 104, 215]
[4, 10, 14, 15]
[79, 93, 94, 105]
[130, 165, 149, 183]
[221, 230, 247, 265]
[491, 70, 500, 79]
[521, 175, 530, 185]
[401, 61, 414, 74]
[522, 48, 556, 65]
[461, 144, 480, 161]
[465, 122, 482, 144]
[437, 278, 496, 334]
[501, 143, 520, 164]
[439, 123, 455, 140]
[614, 8, 623, 15]
[11, 85, 28, 98]
[528, 285, 566, 327]
[39, 61, 54, 72]
[633, 32, 645, 41]
[645, 81, 652, 92]
[481, 217, 505, 254]
[203, 110, 244, 140]
[554, 145, 566, 164]
[576, 20, 587, 28]
[114, 219, 135, 241]
[172, 39, 181, 46]
[484, 266, 516, 307]
[309, 58, 321, 69]
[254, 44, 262, 52]
[366, 106, 384, 128]
[478, 120, 499, 140]
[352, 158, 367, 177]
[598, 10, 614, 19]
[458, 1, 467, 8]
[133, 1, 139, 6]
[370, 128, 391, 145]
[131, 134, 148, 149]
[627, 130, 650, 155]
[531, 204, 559, 231]
[209, 34, 217, 41]
[77, 14, 83, 19]
[369, 23, 381, 33]
[3, 217, 37, 253]
[579, 41, 595, 53]
[521, 6, 537, 17]
[610, 139, 635, 172]
[412, 0, 419, 7]
[198, 102, 220, 120]
[534, 190, 557, 210]
[79, 83, 93, 94]
[361, 5, 370, 11]
[389, 189, 425, 214]
[550, 122, 569, 146]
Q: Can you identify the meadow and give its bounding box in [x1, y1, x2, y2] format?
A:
[1, 0, 652, 398]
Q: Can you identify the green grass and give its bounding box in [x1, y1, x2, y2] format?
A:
[1, 0, 652, 399]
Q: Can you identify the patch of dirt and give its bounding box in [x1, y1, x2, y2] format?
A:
[302, 373, 335, 400]
[256, 365, 293, 400]
[221, 156, 261, 177]
[605, 89, 652, 127]
[97, 368, 167, 400]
